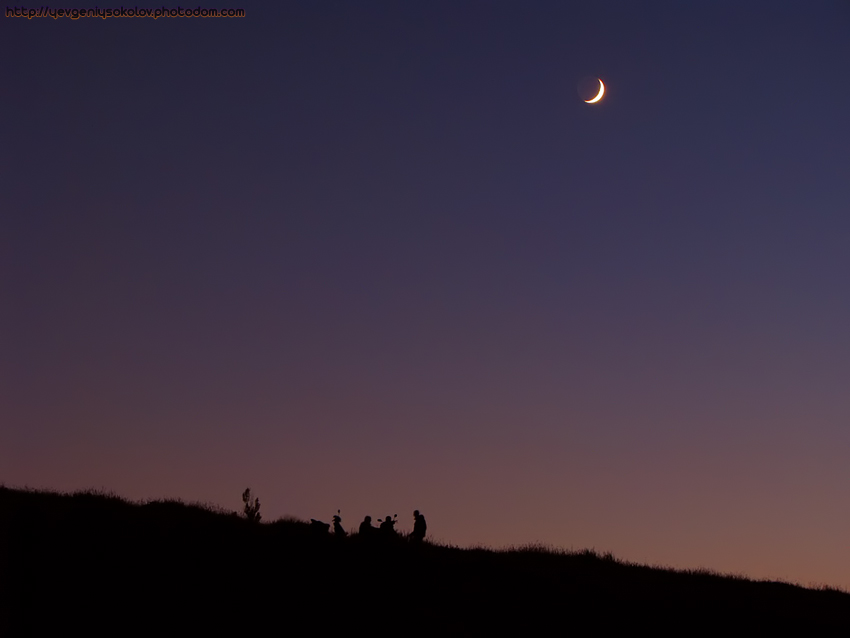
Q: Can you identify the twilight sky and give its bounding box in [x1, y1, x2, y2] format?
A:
[3, 1, 850, 588]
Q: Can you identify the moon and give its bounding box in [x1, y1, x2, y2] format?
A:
[584, 79, 605, 104]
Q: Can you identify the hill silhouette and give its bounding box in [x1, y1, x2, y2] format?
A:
[2, 486, 849, 635]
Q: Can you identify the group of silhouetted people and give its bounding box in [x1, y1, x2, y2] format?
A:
[310, 510, 427, 543]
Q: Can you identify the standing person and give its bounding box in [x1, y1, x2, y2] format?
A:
[411, 510, 427, 543]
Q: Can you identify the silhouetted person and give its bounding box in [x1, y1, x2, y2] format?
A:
[332, 511, 346, 537]
[411, 510, 427, 543]
[359, 515, 375, 536]
[379, 515, 397, 537]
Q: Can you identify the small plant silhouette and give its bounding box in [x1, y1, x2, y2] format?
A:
[241, 488, 261, 523]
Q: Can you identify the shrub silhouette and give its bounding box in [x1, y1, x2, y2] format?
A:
[241, 488, 261, 523]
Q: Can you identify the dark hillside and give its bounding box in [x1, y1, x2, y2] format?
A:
[2, 487, 848, 635]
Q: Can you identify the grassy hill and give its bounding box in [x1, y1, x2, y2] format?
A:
[2, 486, 849, 635]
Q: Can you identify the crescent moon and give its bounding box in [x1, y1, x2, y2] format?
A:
[585, 79, 605, 104]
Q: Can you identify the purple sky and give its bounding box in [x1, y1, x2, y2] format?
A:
[3, 1, 850, 588]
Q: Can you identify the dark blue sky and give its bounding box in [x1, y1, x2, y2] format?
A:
[3, 1, 850, 587]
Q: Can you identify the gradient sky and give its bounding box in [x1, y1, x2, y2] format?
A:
[3, 1, 850, 588]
